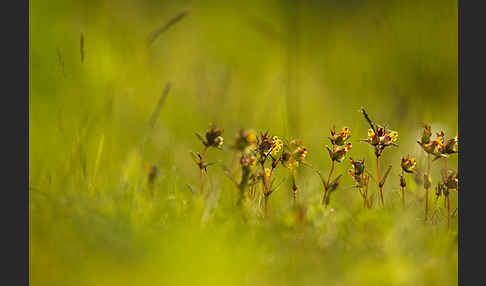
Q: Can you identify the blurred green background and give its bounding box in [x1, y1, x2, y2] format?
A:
[29, 0, 458, 285]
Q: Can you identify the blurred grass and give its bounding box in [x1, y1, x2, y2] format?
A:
[30, 0, 457, 285]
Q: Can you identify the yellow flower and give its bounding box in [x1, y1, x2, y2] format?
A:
[401, 155, 416, 173]
[264, 167, 271, 178]
[247, 130, 257, 145]
[270, 136, 283, 156]
[389, 131, 398, 142]
[342, 126, 350, 136]
[367, 128, 375, 138]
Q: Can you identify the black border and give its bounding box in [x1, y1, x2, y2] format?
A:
[459, 0, 486, 285]
[3, 0, 28, 285]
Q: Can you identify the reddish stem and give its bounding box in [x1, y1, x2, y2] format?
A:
[376, 157, 384, 207]
[425, 153, 431, 222]
[443, 157, 448, 180]
[322, 160, 335, 205]
[264, 195, 268, 219]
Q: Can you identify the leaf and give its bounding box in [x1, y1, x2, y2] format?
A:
[361, 107, 376, 132]
[194, 132, 206, 145]
[328, 174, 343, 193]
[220, 165, 237, 185]
[185, 183, 195, 194]
[190, 151, 200, 165]
[325, 145, 333, 158]
[92, 134, 104, 184]
[269, 177, 286, 194]
[381, 165, 393, 186]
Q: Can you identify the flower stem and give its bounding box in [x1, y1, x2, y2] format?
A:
[199, 146, 209, 195]
[446, 194, 450, 229]
[326, 160, 335, 188]
[292, 170, 297, 203]
[425, 153, 431, 222]
[264, 195, 269, 219]
[376, 157, 384, 207]
[443, 157, 448, 180]
[401, 170, 405, 208]
[321, 160, 335, 205]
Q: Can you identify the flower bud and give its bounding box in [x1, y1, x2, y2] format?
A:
[205, 124, 224, 147]
[401, 155, 417, 173]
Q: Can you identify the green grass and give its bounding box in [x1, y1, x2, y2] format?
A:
[30, 0, 458, 285]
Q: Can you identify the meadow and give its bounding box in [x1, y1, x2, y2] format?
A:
[29, 1, 458, 285]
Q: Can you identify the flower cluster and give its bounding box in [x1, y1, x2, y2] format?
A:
[326, 143, 352, 163]
[281, 139, 308, 170]
[348, 158, 367, 188]
[435, 171, 458, 197]
[240, 152, 257, 170]
[270, 136, 283, 157]
[348, 158, 372, 207]
[318, 126, 353, 206]
[196, 124, 224, 148]
[444, 170, 458, 190]
[256, 132, 274, 158]
[192, 124, 225, 194]
[361, 126, 398, 158]
[399, 155, 416, 207]
[232, 128, 257, 152]
[417, 124, 458, 160]
[325, 126, 352, 162]
[360, 107, 398, 158]
[401, 155, 417, 174]
[191, 111, 457, 224]
[329, 126, 351, 146]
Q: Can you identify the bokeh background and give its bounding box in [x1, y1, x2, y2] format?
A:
[30, 0, 458, 285]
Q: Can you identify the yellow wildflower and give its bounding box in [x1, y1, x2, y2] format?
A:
[367, 128, 375, 138]
[389, 131, 398, 142]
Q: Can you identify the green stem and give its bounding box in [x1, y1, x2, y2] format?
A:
[199, 146, 209, 195]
